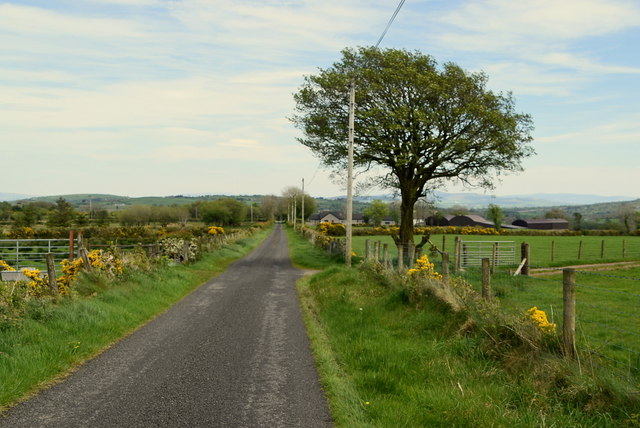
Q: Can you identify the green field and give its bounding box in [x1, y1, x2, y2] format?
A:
[352, 234, 640, 268]
[457, 265, 640, 379]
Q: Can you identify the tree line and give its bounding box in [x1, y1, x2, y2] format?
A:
[0, 189, 317, 230]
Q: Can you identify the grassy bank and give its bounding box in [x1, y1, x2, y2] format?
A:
[0, 227, 271, 410]
[292, 235, 639, 426]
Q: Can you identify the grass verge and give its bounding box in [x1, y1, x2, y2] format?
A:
[293, 247, 640, 426]
[286, 226, 344, 270]
[0, 227, 271, 410]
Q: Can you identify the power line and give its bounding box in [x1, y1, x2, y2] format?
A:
[375, 0, 407, 48]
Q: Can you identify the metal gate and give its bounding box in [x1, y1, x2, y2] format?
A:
[459, 240, 516, 268]
[0, 239, 75, 269]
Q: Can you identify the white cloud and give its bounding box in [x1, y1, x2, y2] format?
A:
[0, 4, 144, 38]
[442, 0, 640, 41]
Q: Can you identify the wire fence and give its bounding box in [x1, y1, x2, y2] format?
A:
[458, 262, 640, 381]
[298, 230, 640, 379]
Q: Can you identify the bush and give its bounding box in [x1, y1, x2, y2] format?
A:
[317, 222, 346, 236]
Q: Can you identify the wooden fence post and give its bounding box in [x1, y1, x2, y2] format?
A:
[577, 240, 583, 260]
[491, 242, 498, 274]
[78, 232, 92, 271]
[600, 240, 605, 259]
[365, 239, 371, 260]
[551, 240, 555, 263]
[382, 244, 389, 269]
[397, 244, 404, 271]
[563, 268, 576, 358]
[373, 241, 380, 262]
[442, 235, 446, 253]
[481, 258, 491, 300]
[623, 239, 627, 258]
[46, 253, 58, 293]
[520, 242, 529, 276]
[442, 252, 449, 285]
[453, 237, 461, 273]
[69, 230, 75, 261]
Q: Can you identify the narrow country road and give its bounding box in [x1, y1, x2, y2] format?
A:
[0, 224, 332, 427]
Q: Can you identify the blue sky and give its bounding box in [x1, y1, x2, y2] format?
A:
[1, 0, 639, 199]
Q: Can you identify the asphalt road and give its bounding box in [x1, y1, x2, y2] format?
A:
[1, 224, 332, 427]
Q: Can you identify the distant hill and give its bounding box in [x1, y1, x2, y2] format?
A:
[0, 193, 33, 202]
[13, 194, 264, 210]
[352, 191, 636, 209]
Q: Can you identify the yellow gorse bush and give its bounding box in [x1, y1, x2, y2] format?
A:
[318, 222, 346, 236]
[408, 255, 443, 280]
[0, 260, 16, 271]
[527, 307, 556, 333]
[207, 226, 225, 235]
[57, 258, 84, 294]
[22, 268, 48, 297]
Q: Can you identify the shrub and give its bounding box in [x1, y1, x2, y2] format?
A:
[317, 222, 346, 236]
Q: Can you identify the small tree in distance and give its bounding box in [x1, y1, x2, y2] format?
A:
[363, 199, 388, 227]
[487, 204, 504, 231]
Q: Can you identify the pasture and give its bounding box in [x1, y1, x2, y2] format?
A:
[349, 233, 640, 379]
[460, 265, 640, 379]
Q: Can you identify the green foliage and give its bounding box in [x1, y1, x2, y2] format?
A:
[363, 200, 388, 226]
[487, 204, 504, 231]
[47, 198, 76, 227]
[292, 46, 534, 248]
[200, 198, 247, 226]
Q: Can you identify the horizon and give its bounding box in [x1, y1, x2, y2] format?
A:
[1, 1, 639, 199]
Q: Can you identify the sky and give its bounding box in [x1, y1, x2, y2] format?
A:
[1, 0, 639, 200]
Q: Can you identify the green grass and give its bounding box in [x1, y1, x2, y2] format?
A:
[458, 266, 640, 379]
[286, 226, 344, 270]
[289, 228, 640, 426]
[297, 265, 638, 427]
[352, 234, 640, 268]
[0, 227, 271, 410]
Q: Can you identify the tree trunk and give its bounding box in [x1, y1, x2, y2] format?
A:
[398, 192, 417, 251]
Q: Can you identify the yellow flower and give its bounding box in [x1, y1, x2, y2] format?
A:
[527, 307, 556, 333]
[407, 255, 443, 280]
[0, 260, 16, 271]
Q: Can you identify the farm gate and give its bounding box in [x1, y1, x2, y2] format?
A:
[458, 240, 516, 268]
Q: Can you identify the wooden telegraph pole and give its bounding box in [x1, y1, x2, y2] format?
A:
[301, 178, 305, 229]
[345, 80, 355, 267]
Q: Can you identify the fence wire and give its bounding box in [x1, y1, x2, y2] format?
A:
[451, 262, 640, 380]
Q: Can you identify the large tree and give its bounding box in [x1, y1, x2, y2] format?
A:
[292, 47, 534, 249]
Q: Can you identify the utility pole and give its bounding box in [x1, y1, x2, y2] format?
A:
[301, 178, 305, 229]
[293, 194, 297, 230]
[345, 80, 355, 267]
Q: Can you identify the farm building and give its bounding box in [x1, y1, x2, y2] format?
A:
[449, 215, 495, 228]
[512, 218, 569, 230]
[424, 214, 455, 226]
[380, 216, 397, 226]
[307, 211, 365, 226]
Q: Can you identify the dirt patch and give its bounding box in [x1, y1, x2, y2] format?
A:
[530, 261, 640, 276]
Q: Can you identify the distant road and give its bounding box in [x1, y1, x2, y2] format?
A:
[1, 224, 332, 427]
